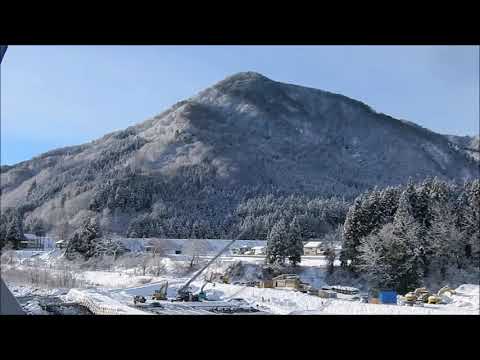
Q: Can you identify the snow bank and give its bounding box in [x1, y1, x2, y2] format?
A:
[80, 271, 154, 289]
[7, 284, 67, 298]
[66, 288, 148, 315]
[446, 284, 480, 311]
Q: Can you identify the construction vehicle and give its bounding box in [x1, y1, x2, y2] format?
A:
[133, 295, 147, 304]
[399, 286, 447, 306]
[427, 295, 441, 304]
[437, 286, 456, 297]
[413, 287, 431, 303]
[399, 292, 417, 306]
[196, 281, 210, 301]
[176, 239, 237, 302]
[152, 281, 169, 301]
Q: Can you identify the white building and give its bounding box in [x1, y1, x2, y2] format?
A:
[251, 246, 266, 255]
[303, 241, 324, 256]
[55, 240, 66, 249]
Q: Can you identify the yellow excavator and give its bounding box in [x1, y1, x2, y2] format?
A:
[152, 280, 169, 301]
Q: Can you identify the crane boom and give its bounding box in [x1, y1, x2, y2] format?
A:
[177, 239, 237, 296]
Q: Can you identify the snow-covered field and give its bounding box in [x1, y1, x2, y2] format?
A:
[3, 249, 479, 315]
[105, 277, 479, 315]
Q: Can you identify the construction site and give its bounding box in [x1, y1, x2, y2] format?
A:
[2, 237, 479, 315]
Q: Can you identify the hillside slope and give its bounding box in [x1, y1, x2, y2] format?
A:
[445, 134, 480, 161]
[1, 72, 478, 237]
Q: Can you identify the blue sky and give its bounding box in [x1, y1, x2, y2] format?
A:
[1, 45, 478, 165]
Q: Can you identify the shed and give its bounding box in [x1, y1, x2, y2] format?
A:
[317, 290, 338, 299]
[20, 237, 42, 250]
[303, 241, 324, 256]
[258, 279, 273, 288]
[55, 240, 66, 249]
[235, 246, 251, 255]
[251, 246, 266, 255]
[272, 274, 301, 289]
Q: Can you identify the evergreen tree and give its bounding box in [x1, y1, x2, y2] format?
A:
[426, 201, 470, 277]
[341, 188, 396, 271]
[359, 220, 422, 294]
[390, 189, 424, 291]
[266, 219, 288, 265]
[65, 217, 102, 260]
[341, 195, 367, 269]
[461, 180, 480, 265]
[0, 208, 25, 249]
[5, 215, 25, 249]
[286, 216, 304, 266]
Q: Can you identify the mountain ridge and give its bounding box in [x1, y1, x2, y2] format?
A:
[1, 72, 478, 237]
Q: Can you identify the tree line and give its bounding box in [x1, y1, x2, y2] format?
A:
[340, 178, 479, 293]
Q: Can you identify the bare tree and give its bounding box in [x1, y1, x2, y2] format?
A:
[139, 255, 150, 276]
[0, 243, 17, 265]
[182, 239, 210, 268]
[148, 239, 167, 258]
[323, 225, 343, 275]
[52, 222, 73, 242]
[148, 256, 166, 276]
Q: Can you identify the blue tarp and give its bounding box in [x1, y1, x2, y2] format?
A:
[379, 290, 397, 304]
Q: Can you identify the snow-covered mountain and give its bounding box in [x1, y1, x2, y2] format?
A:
[444, 134, 480, 161]
[1, 72, 478, 234]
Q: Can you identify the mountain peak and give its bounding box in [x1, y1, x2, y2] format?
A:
[225, 71, 269, 81]
[212, 71, 271, 91]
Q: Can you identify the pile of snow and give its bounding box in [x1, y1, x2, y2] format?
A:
[7, 283, 67, 298]
[37, 249, 64, 262]
[446, 284, 479, 311]
[79, 270, 154, 289]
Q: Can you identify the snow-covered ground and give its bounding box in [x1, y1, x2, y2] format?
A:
[5, 284, 71, 315]
[107, 279, 479, 315]
[3, 249, 479, 315]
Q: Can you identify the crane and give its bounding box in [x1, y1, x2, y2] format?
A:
[176, 239, 237, 301]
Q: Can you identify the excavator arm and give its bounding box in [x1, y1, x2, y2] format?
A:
[177, 239, 237, 298]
